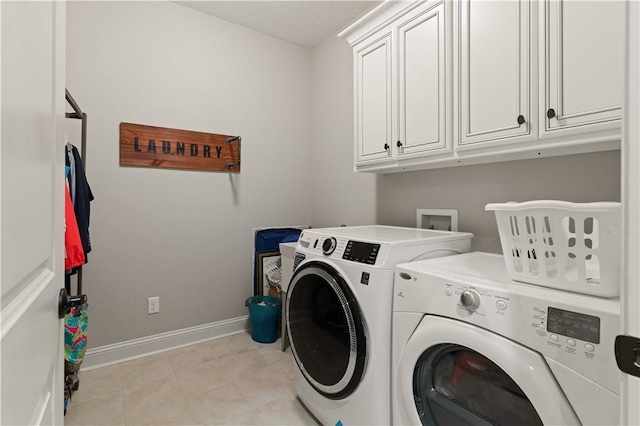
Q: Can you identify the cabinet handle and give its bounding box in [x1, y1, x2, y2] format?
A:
[396, 141, 403, 148]
[384, 143, 390, 151]
[547, 108, 556, 119]
[517, 115, 526, 125]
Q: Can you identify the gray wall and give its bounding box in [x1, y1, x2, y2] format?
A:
[66, 1, 312, 347]
[309, 31, 378, 227]
[376, 152, 621, 252]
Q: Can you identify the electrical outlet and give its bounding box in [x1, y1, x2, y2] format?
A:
[148, 296, 159, 314]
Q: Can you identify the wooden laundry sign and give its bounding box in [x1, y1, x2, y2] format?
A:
[119, 123, 241, 173]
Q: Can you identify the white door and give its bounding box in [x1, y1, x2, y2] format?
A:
[397, 1, 450, 158]
[542, 0, 624, 136]
[355, 28, 393, 163]
[1, 2, 66, 425]
[458, 0, 533, 149]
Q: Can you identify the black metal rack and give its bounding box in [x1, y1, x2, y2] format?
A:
[65, 89, 87, 295]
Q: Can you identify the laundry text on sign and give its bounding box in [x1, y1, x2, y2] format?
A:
[133, 138, 224, 159]
[119, 122, 240, 173]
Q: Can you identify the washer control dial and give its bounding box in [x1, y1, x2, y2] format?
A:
[322, 237, 337, 255]
[460, 289, 481, 311]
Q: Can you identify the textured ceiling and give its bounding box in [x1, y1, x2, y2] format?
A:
[173, 1, 381, 48]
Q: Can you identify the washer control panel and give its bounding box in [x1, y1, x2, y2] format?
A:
[343, 240, 380, 265]
[296, 231, 384, 265]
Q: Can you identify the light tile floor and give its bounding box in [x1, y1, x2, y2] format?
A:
[64, 331, 322, 425]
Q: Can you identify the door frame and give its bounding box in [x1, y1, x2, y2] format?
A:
[621, 1, 640, 423]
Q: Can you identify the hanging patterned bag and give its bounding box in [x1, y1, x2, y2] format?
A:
[64, 304, 88, 395]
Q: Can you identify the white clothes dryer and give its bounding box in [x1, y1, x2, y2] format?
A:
[392, 252, 622, 426]
[286, 226, 473, 426]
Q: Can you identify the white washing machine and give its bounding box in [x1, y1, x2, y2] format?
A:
[392, 252, 622, 426]
[285, 226, 473, 426]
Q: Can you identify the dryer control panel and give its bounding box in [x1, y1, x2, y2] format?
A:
[546, 306, 600, 344]
[393, 252, 622, 396]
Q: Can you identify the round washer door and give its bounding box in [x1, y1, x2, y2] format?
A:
[396, 316, 580, 426]
[286, 261, 367, 400]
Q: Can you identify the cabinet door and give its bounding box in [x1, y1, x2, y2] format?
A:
[543, 0, 624, 135]
[355, 30, 393, 163]
[458, 0, 532, 148]
[397, 2, 450, 158]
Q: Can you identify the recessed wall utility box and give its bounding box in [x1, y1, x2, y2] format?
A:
[417, 209, 458, 232]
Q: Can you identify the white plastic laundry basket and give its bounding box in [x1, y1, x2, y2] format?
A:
[485, 201, 622, 298]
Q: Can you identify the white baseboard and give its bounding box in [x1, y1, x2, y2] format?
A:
[81, 315, 250, 371]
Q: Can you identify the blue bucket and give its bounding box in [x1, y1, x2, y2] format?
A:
[245, 296, 282, 343]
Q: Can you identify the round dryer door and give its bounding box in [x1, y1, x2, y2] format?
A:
[396, 316, 580, 426]
[286, 261, 367, 400]
[414, 345, 543, 426]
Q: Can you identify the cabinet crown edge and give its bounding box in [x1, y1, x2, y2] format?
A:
[338, 0, 428, 45]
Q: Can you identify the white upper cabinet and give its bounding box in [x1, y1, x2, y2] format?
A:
[457, 0, 534, 149]
[340, 0, 623, 173]
[397, 3, 449, 158]
[342, 0, 451, 171]
[356, 29, 393, 163]
[541, 0, 625, 138]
